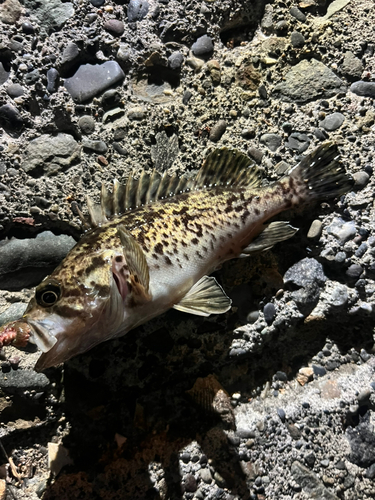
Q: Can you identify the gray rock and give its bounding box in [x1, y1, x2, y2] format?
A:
[274, 59, 346, 103]
[46, 68, 59, 93]
[289, 7, 306, 22]
[263, 302, 276, 325]
[168, 51, 184, 70]
[127, 0, 149, 22]
[341, 51, 363, 80]
[285, 132, 310, 153]
[0, 369, 50, 393]
[117, 44, 131, 63]
[192, 35, 214, 59]
[101, 89, 122, 111]
[127, 106, 146, 120]
[260, 133, 282, 152]
[347, 420, 375, 468]
[312, 364, 327, 377]
[209, 120, 227, 142]
[0, 231, 76, 290]
[21, 133, 81, 176]
[0, 0, 22, 24]
[78, 115, 95, 135]
[291, 461, 339, 499]
[327, 285, 348, 307]
[346, 264, 363, 280]
[326, 218, 356, 245]
[64, 61, 125, 103]
[0, 104, 23, 130]
[261, 4, 273, 34]
[0, 62, 10, 85]
[0, 302, 28, 327]
[199, 467, 212, 484]
[290, 32, 305, 48]
[61, 42, 80, 65]
[307, 220, 323, 240]
[89, 0, 104, 6]
[22, 0, 74, 34]
[248, 147, 263, 164]
[82, 140, 108, 154]
[350, 81, 375, 98]
[6, 83, 25, 98]
[24, 69, 40, 85]
[320, 113, 345, 131]
[352, 171, 370, 189]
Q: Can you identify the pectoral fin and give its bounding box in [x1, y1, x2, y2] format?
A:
[241, 221, 298, 255]
[117, 226, 151, 303]
[173, 276, 231, 317]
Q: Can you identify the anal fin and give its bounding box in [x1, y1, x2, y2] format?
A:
[241, 221, 298, 255]
[173, 276, 231, 317]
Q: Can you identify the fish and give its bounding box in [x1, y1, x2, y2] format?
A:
[0, 142, 353, 371]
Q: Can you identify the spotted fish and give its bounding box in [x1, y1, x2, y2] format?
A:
[0, 142, 352, 371]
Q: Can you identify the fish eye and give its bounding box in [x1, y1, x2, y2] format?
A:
[36, 281, 61, 307]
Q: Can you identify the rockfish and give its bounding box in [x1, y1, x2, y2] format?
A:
[0, 143, 352, 371]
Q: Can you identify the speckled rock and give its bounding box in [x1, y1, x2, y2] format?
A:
[320, 112, 345, 131]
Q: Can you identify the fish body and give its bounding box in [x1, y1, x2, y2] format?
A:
[0, 143, 353, 370]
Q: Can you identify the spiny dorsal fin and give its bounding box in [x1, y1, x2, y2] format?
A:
[81, 148, 260, 229]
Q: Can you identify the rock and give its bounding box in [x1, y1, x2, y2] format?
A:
[168, 51, 184, 70]
[182, 90, 192, 105]
[78, 115, 95, 135]
[61, 42, 80, 65]
[103, 19, 124, 37]
[261, 4, 273, 34]
[6, 83, 25, 98]
[248, 147, 263, 164]
[291, 461, 339, 499]
[235, 63, 261, 91]
[297, 367, 314, 385]
[82, 140, 108, 154]
[263, 303, 276, 325]
[0, 302, 28, 327]
[89, 0, 104, 6]
[183, 474, 197, 492]
[289, 7, 306, 22]
[350, 81, 375, 98]
[346, 264, 363, 281]
[191, 35, 214, 60]
[46, 68, 60, 93]
[0, 104, 24, 131]
[0, 231, 76, 290]
[307, 220, 323, 239]
[127, 106, 146, 120]
[0, 62, 10, 85]
[320, 112, 345, 131]
[341, 51, 363, 80]
[117, 44, 131, 63]
[22, 0, 74, 34]
[48, 443, 73, 476]
[127, 0, 149, 22]
[103, 107, 125, 123]
[326, 218, 356, 245]
[0, 0, 22, 24]
[101, 89, 122, 111]
[199, 467, 212, 484]
[21, 133, 81, 177]
[352, 171, 370, 189]
[285, 132, 310, 153]
[274, 59, 346, 103]
[0, 369, 50, 393]
[260, 133, 281, 152]
[21, 21, 35, 34]
[150, 131, 179, 171]
[347, 419, 375, 468]
[290, 32, 305, 48]
[327, 284, 348, 307]
[209, 120, 227, 142]
[64, 61, 125, 103]
[24, 69, 40, 85]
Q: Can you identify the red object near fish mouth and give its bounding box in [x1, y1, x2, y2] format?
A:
[0, 321, 31, 349]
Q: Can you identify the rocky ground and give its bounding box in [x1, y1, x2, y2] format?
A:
[0, 0, 375, 498]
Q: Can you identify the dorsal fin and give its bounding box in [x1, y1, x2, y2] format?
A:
[80, 148, 261, 229]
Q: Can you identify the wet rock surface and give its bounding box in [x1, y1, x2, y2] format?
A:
[0, 0, 375, 499]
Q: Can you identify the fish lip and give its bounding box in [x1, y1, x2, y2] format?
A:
[26, 319, 58, 353]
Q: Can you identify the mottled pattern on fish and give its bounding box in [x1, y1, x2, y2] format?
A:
[0, 143, 353, 370]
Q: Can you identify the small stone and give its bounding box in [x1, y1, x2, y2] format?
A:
[0, 369, 50, 392]
[248, 147, 263, 164]
[355, 242, 368, 258]
[277, 408, 286, 422]
[6, 83, 25, 98]
[180, 452, 190, 463]
[289, 7, 306, 22]
[260, 133, 282, 152]
[46, 68, 60, 93]
[263, 303, 276, 325]
[320, 113, 345, 131]
[182, 90, 192, 105]
[199, 467, 212, 484]
[360, 349, 371, 362]
[291, 32, 305, 48]
[103, 19, 124, 36]
[0, 62, 10, 85]
[192, 35, 214, 60]
[127, 0, 149, 22]
[285, 133, 310, 153]
[82, 140, 108, 154]
[297, 367, 314, 386]
[365, 463, 375, 479]
[341, 51, 363, 80]
[0, 104, 24, 130]
[117, 44, 131, 62]
[183, 474, 197, 492]
[101, 89, 122, 110]
[314, 128, 328, 141]
[209, 120, 226, 142]
[346, 264, 363, 280]
[350, 81, 375, 98]
[168, 51, 184, 70]
[89, 0, 105, 6]
[327, 218, 356, 245]
[78, 115, 95, 135]
[64, 61, 125, 103]
[61, 42, 80, 65]
[127, 106, 146, 120]
[307, 220, 322, 239]
[21, 21, 35, 34]
[0, 0, 22, 24]
[352, 171, 370, 189]
[312, 364, 326, 377]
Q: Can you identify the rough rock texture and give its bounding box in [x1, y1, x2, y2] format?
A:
[0, 0, 375, 499]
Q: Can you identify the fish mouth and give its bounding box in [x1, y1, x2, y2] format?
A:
[27, 319, 58, 353]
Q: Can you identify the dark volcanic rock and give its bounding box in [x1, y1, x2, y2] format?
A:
[192, 35, 214, 59]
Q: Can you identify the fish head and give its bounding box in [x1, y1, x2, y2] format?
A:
[20, 248, 125, 371]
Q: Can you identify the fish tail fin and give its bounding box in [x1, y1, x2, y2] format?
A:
[288, 142, 353, 202]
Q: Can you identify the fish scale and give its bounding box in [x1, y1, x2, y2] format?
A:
[0, 143, 353, 371]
